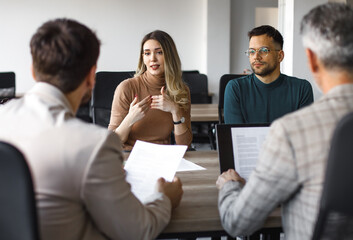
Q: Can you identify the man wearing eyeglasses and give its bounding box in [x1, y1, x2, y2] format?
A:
[224, 25, 314, 124]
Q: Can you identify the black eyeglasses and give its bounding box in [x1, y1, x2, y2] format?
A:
[245, 47, 280, 57]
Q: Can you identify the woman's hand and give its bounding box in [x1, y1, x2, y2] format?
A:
[114, 94, 151, 144]
[151, 86, 178, 114]
[126, 95, 151, 126]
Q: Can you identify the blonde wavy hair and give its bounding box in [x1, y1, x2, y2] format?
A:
[135, 30, 189, 110]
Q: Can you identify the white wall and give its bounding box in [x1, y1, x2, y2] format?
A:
[0, 0, 207, 93]
[292, 0, 328, 100]
[280, 0, 353, 101]
[278, 0, 333, 100]
[278, 0, 294, 76]
[230, 0, 278, 75]
[206, 0, 231, 103]
[2, 0, 329, 102]
[255, 7, 278, 29]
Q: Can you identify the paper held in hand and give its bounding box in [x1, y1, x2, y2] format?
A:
[124, 140, 187, 203]
[231, 126, 269, 180]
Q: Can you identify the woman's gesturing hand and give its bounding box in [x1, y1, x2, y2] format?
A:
[151, 86, 178, 114]
[127, 95, 151, 125]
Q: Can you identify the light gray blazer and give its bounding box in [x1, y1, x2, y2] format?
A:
[0, 82, 171, 240]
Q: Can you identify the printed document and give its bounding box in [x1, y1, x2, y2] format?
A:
[124, 140, 187, 202]
[177, 158, 206, 172]
[231, 127, 269, 180]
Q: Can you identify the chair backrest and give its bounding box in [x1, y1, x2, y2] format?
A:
[182, 72, 212, 104]
[92, 71, 135, 127]
[312, 112, 353, 240]
[0, 72, 16, 101]
[0, 141, 40, 240]
[218, 74, 244, 123]
[76, 100, 92, 123]
[182, 70, 199, 74]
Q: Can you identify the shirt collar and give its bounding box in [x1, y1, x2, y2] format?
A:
[322, 83, 353, 101]
[27, 82, 75, 116]
[253, 73, 284, 89]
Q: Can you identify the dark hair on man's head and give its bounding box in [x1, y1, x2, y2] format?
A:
[248, 25, 284, 49]
[30, 18, 100, 93]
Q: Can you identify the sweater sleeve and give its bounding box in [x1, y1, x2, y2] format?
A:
[108, 80, 133, 131]
[224, 80, 245, 124]
[299, 80, 314, 108]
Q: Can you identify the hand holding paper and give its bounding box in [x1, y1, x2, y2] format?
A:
[124, 140, 187, 203]
[157, 177, 183, 208]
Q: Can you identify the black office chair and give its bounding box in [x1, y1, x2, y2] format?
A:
[76, 100, 92, 123]
[312, 112, 353, 240]
[182, 72, 212, 104]
[91, 71, 135, 127]
[218, 74, 245, 124]
[0, 141, 40, 240]
[182, 70, 199, 74]
[182, 72, 215, 149]
[0, 72, 16, 104]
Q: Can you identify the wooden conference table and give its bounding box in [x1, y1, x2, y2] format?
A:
[190, 103, 219, 123]
[147, 150, 282, 239]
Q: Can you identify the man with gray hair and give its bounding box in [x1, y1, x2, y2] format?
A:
[216, 3, 353, 239]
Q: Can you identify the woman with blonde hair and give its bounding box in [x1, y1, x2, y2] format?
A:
[108, 30, 192, 150]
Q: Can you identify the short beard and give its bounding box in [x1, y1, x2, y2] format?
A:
[251, 63, 277, 77]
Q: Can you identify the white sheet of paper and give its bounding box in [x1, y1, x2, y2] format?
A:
[231, 127, 269, 180]
[124, 140, 187, 202]
[177, 158, 206, 172]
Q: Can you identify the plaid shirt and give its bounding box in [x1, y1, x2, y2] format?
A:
[218, 83, 353, 240]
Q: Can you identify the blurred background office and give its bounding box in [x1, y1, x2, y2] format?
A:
[1, 0, 352, 102]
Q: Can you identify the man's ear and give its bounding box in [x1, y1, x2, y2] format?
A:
[86, 65, 97, 90]
[31, 64, 38, 82]
[278, 50, 284, 63]
[305, 48, 319, 74]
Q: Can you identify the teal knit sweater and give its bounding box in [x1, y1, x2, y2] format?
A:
[224, 73, 313, 124]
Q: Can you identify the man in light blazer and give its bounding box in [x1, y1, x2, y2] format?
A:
[217, 3, 353, 240]
[0, 18, 183, 240]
